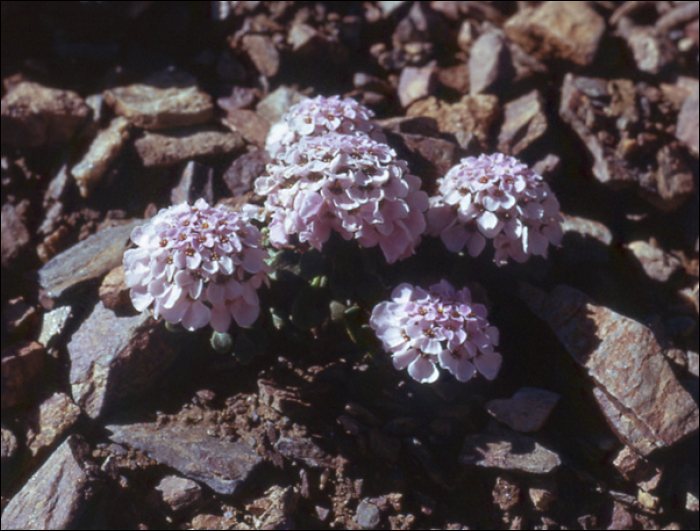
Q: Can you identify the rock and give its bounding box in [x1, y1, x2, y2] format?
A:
[486, 388, 560, 433]
[676, 88, 699, 157]
[1, 425, 18, 467]
[104, 81, 214, 131]
[398, 62, 437, 108]
[407, 95, 499, 149]
[256, 86, 305, 125]
[469, 31, 512, 95]
[609, 502, 635, 530]
[216, 86, 259, 113]
[460, 432, 561, 474]
[504, 2, 605, 66]
[275, 436, 334, 469]
[245, 486, 299, 530]
[288, 22, 321, 52]
[1, 202, 31, 269]
[38, 219, 141, 299]
[519, 284, 700, 456]
[1, 342, 44, 410]
[377, 116, 440, 137]
[71, 117, 131, 198]
[623, 25, 676, 75]
[560, 214, 613, 247]
[37, 306, 72, 348]
[689, 352, 699, 378]
[560, 74, 695, 211]
[106, 423, 262, 496]
[492, 476, 521, 512]
[1, 436, 108, 530]
[2, 297, 37, 343]
[628, 240, 683, 283]
[223, 148, 270, 197]
[155, 476, 203, 513]
[134, 127, 244, 167]
[377, 1, 408, 17]
[170, 160, 214, 206]
[437, 63, 471, 95]
[498, 90, 547, 155]
[612, 446, 659, 484]
[25, 392, 81, 459]
[457, 19, 478, 53]
[528, 480, 557, 512]
[222, 109, 270, 147]
[68, 301, 177, 419]
[242, 34, 280, 78]
[0, 82, 90, 147]
[357, 500, 382, 529]
[98, 266, 130, 311]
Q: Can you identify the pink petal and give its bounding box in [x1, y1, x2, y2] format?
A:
[207, 282, 225, 306]
[392, 349, 418, 370]
[408, 356, 440, 384]
[130, 288, 154, 312]
[230, 299, 260, 327]
[466, 232, 486, 257]
[426, 206, 455, 234]
[209, 305, 232, 333]
[438, 351, 476, 383]
[474, 352, 502, 380]
[182, 301, 211, 331]
[441, 225, 469, 253]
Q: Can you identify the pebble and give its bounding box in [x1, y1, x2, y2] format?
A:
[357, 500, 382, 529]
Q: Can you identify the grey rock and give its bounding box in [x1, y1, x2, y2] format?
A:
[624, 25, 676, 75]
[357, 500, 382, 529]
[71, 117, 131, 198]
[1, 436, 108, 530]
[223, 148, 270, 197]
[460, 432, 561, 474]
[256, 86, 305, 124]
[1, 203, 31, 269]
[275, 436, 334, 469]
[628, 240, 682, 283]
[1, 424, 18, 467]
[243, 34, 280, 78]
[689, 352, 699, 378]
[470, 31, 511, 95]
[38, 219, 141, 299]
[134, 128, 244, 168]
[398, 62, 436, 108]
[520, 284, 699, 455]
[68, 301, 177, 419]
[222, 109, 270, 147]
[26, 392, 81, 460]
[676, 88, 699, 157]
[1, 342, 44, 410]
[104, 80, 214, 130]
[170, 161, 214, 206]
[1, 82, 90, 147]
[498, 90, 547, 155]
[37, 306, 72, 348]
[155, 476, 203, 513]
[107, 423, 262, 496]
[486, 388, 560, 433]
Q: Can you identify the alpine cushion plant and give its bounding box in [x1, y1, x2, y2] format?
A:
[123, 199, 270, 332]
[370, 280, 502, 384]
[265, 94, 387, 159]
[255, 133, 429, 264]
[426, 153, 563, 265]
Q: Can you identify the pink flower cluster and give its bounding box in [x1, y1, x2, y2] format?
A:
[370, 281, 502, 384]
[123, 199, 270, 332]
[427, 154, 563, 265]
[256, 133, 429, 264]
[265, 95, 386, 159]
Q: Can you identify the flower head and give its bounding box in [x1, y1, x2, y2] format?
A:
[256, 133, 429, 264]
[123, 199, 270, 332]
[427, 154, 563, 265]
[265, 95, 386, 159]
[370, 280, 502, 384]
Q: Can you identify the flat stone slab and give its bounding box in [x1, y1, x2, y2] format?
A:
[106, 423, 263, 496]
[520, 284, 699, 455]
[134, 128, 244, 167]
[459, 432, 561, 474]
[486, 388, 560, 433]
[38, 219, 141, 299]
[69, 302, 177, 419]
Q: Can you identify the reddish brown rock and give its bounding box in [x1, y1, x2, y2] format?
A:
[676, 88, 699, 157]
[492, 476, 521, 512]
[520, 284, 700, 455]
[25, 392, 81, 460]
[98, 266, 130, 311]
[505, 2, 606, 66]
[156, 476, 203, 513]
[1, 82, 90, 147]
[486, 388, 560, 433]
[222, 109, 271, 147]
[242, 34, 280, 78]
[460, 432, 561, 474]
[134, 128, 244, 167]
[437, 64, 470, 95]
[1, 436, 108, 530]
[498, 90, 547, 155]
[68, 302, 177, 419]
[398, 62, 437, 108]
[1, 202, 31, 269]
[1, 342, 44, 410]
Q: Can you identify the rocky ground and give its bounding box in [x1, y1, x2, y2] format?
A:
[1, 1, 699, 530]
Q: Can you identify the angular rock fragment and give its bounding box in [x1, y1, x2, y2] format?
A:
[469, 31, 512, 95]
[357, 500, 382, 529]
[68, 302, 177, 419]
[1, 82, 90, 147]
[37, 306, 72, 348]
[256, 86, 305, 124]
[107, 423, 262, 496]
[1, 202, 31, 269]
[498, 90, 547, 155]
[612, 446, 660, 484]
[1, 436, 108, 530]
[38, 219, 141, 299]
[689, 351, 699, 378]
[398, 63, 436, 108]
[676, 88, 699, 157]
[560, 215, 613, 247]
[621, 25, 676, 75]
[134, 128, 244, 168]
[1, 424, 18, 468]
[628, 240, 682, 283]
[26, 392, 81, 459]
[224, 148, 270, 197]
[460, 432, 561, 474]
[275, 436, 334, 469]
[222, 109, 270, 147]
[1, 342, 44, 410]
[486, 388, 560, 433]
[98, 265, 130, 311]
[407, 95, 499, 149]
[71, 117, 131, 198]
[505, 2, 606, 66]
[156, 476, 203, 513]
[243, 34, 280, 78]
[519, 284, 699, 455]
[170, 160, 214, 206]
[245, 486, 299, 530]
[104, 81, 214, 130]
